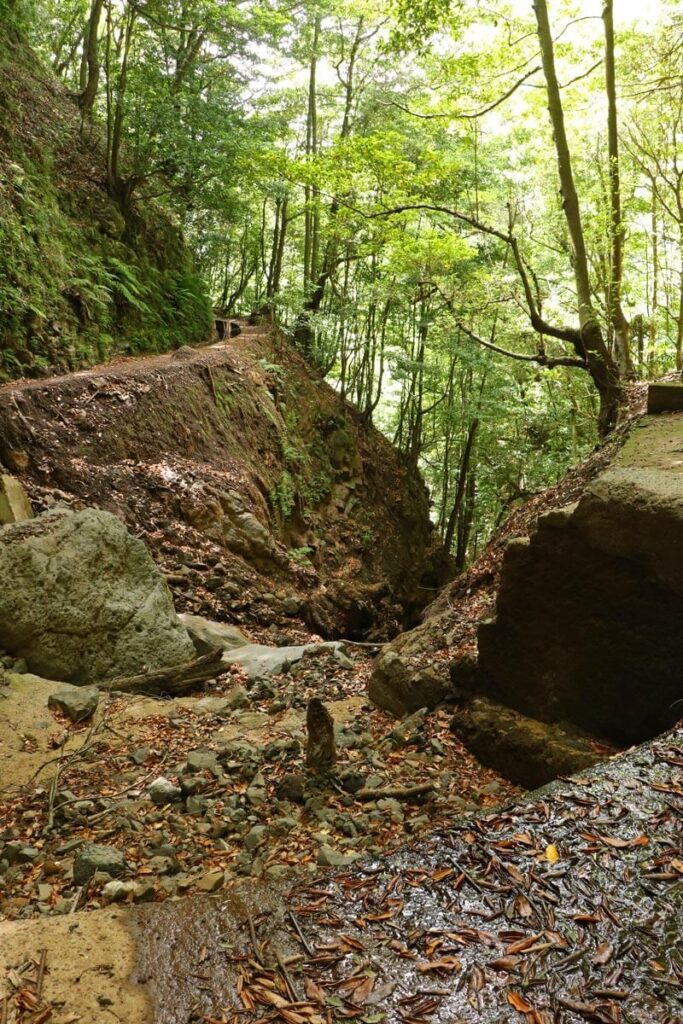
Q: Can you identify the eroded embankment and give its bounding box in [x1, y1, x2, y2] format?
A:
[0, 324, 448, 641]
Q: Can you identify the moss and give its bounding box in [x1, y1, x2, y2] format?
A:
[0, 34, 212, 379]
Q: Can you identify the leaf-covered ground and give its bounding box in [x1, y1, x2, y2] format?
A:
[129, 724, 682, 1024]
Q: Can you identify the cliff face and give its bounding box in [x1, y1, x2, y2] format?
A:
[477, 413, 683, 746]
[0, 31, 211, 380]
[0, 323, 449, 640]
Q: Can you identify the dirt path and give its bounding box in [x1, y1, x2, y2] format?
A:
[0, 320, 263, 397]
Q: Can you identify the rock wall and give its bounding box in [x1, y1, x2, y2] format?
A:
[477, 414, 683, 746]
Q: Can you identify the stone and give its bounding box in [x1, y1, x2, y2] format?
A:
[275, 772, 306, 804]
[226, 684, 249, 710]
[185, 749, 220, 774]
[246, 772, 267, 807]
[339, 770, 366, 795]
[451, 697, 611, 789]
[379, 707, 428, 750]
[0, 474, 33, 525]
[195, 870, 225, 892]
[73, 844, 126, 885]
[244, 825, 267, 852]
[306, 698, 336, 773]
[317, 846, 361, 868]
[369, 651, 448, 717]
[0, 508, 196, 683]
[185, 795, 208, 816]
[148, 777, 182, 805]
[647, 382, 683, 414]
[47, 686, 99, 723]
[222, 639, 346, 681]
[178, 613, 249, 652]
[477, 416, 683, 745]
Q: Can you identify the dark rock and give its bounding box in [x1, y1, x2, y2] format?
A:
[275, 773, 306, 804]
[306, 698, 336, 773]
[369, 651, 448, 717]
[48, 686, 99, 723]
[73, 844, 126, 885]
[451, 697, 612, 789]
[477, 417, 683, 745]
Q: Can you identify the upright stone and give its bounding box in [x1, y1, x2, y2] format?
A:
[0, 474, 33, 525]
[306, 698, 336, 773]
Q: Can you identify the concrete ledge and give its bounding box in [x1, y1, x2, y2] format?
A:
[647, 382, 683, 413]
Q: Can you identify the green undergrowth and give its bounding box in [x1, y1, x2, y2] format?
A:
[0, 34, 212, 380]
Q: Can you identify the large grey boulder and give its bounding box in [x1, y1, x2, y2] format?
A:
[0, 508, 196, 684]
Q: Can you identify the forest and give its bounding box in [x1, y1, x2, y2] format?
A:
[5, 0, 682, 566]
[1, 2, 682, 1020]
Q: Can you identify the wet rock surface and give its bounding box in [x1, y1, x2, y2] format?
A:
[12, 724, 667, 1024]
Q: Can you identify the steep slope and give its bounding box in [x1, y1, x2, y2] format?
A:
[0, 323, 449, 639]
[0, 30, 211, 380]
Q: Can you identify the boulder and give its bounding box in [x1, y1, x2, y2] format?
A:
[477, 416, 683, 745]
[179, 613, 248, 653]
[48, 685, 99, 723]
[223, 639, 345, 681]
[0, 508, 196, 684]
[450, 697, 612, 790]
[368, 650, 448, 717]
[73, 844, 127, 885]
[0, 474, 33, 525]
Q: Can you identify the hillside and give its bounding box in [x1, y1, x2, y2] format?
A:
[0, 30, 211, 381]
[0, 321, 450, 640]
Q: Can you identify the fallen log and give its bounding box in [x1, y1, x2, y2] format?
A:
[98, 646, 225, 696]
[355, 782, 436, 801]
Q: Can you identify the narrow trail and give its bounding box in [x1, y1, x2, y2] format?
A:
[0, 319, 263, 396]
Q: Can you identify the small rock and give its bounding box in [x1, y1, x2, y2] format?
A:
[246, 772, 267, 806]
[226, 684, 249, 710]
[195, 870, 225, 892]
[73, 844, 126, 885]
[275, 773, 306, 804]
[185, 795, 209, 816]
[36, 883, 52, 902]
[185, 749, 220, 775]
[339, 770, 366, 795]
[148, 777, 182, 805]
[48, 686, 100, 723]
[244, 825, 267, 852]
[131, 747, 151, 765]
[317, 846, 361, 868]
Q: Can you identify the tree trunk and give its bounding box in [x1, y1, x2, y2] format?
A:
[444, 418, 478, 555]
[533, 0, 622, 434]
[78, 0, 104, 118]
[602, 0, 634, 378]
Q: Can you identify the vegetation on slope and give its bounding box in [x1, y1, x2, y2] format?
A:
[0, 26, 211, 380]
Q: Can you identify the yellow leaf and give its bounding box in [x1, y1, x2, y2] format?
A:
[545, 844, 559, 864]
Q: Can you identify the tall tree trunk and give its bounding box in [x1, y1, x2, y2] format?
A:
[533, 0, 622, 434]
[294, 18, 364, 358]
[303, 13, 321, 296]
[444, 418, 478, 556]
[79, 0, 104, 118]
[602, 0, 634, 378]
